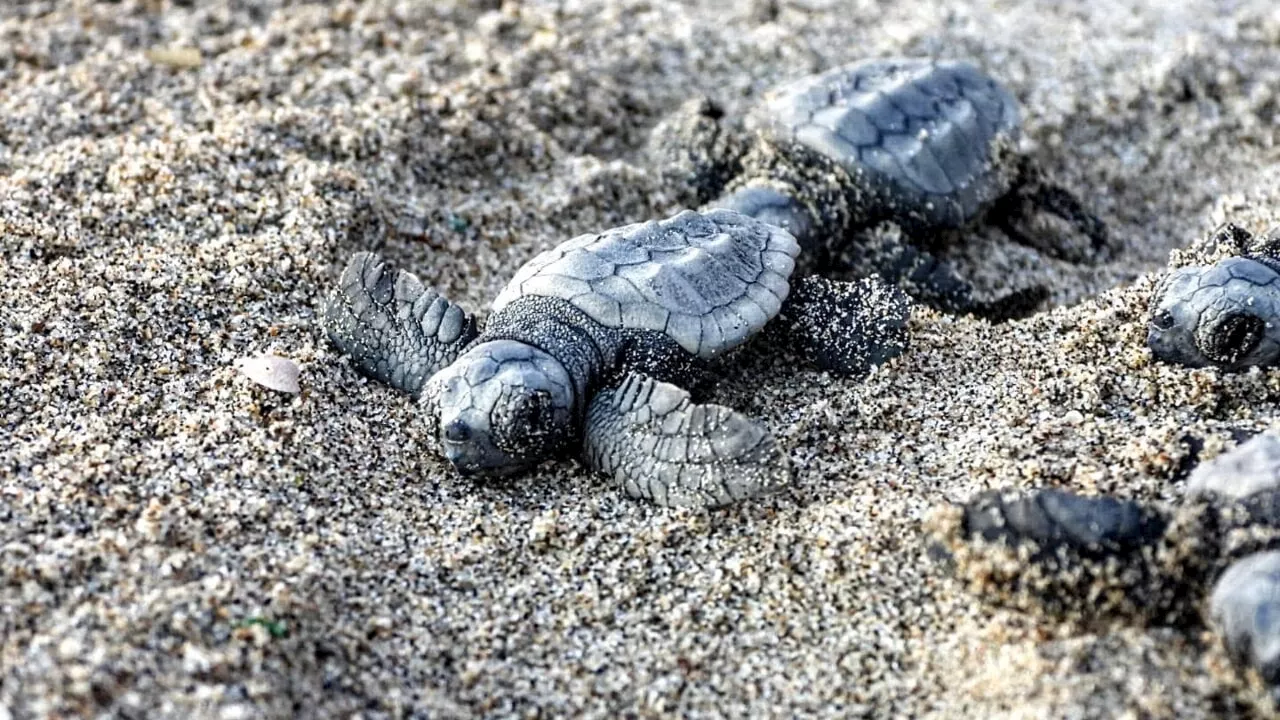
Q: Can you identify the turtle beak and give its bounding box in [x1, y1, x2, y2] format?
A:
[442, 448, 527, 479]
[441, 443, 502, 477]
[441, 441, 476, 475]
[437, 417, 527, 478]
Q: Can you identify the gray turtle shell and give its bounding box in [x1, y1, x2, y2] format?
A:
[759, 57, 1021, 229]
[491, 209, 799, 360]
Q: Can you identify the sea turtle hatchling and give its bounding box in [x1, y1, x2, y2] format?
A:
[323, 208, 910, 508]
[1148, 223, 1280, 370]
[651, 57, 1110, 319]
[929, 433, 1280, 712]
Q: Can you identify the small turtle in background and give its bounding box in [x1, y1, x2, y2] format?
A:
[324, 209, 909, 508]
[1148, 223, 1280, 370]
[650, 57, 1111, 320]
[929, 432, 1280, 714]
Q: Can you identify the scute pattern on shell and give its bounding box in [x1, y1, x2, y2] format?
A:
[761, 57, 1021, 229]
[492, 209, 800, 360]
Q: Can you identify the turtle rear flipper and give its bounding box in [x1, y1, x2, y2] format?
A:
[869, 240, 1048, 321]
[775, 275, 910, 375]
[583, 373, 790, 508]
[324, 252, 480, 397]
[1246, 226, 1280, 261]
[989, 159, 1112, 264]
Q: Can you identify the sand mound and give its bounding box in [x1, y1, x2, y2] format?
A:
[4, 1, 1280, 717]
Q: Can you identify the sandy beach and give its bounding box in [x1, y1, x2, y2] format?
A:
[5, 0, 1280, 717]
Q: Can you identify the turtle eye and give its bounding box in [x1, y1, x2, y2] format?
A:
[1150, 309, 1176, 331]
[1201, 312, 1265, 365]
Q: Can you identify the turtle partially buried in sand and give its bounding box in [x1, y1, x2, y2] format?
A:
[651, 57, 1110, 319]
[1148, 223, 1280, 370]
[324, 208, 909, 508]
[930, 433, 1280, 713]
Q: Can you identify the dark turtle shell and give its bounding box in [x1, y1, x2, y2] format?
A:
[760, 57, 1022, 230]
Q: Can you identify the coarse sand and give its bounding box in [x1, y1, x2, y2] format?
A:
[4, 0, 1280, 717]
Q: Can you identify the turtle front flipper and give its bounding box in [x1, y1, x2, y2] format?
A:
[774, 275, 910, 375]
[582, 373, 790, 508]
[323, 252, 480, 397]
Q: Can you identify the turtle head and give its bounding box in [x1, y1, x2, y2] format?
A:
[1147, 260, 1280, 370]
[421, 340, 576, 477]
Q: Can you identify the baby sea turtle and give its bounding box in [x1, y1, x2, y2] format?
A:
[929, 433, 1280, 712]
[324, 208, 909, 508]
[1149, 223, 1280, 370]
[651, 57, 1110, 319]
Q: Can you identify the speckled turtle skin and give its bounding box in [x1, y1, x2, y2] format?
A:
[651, 57, 1109, 320]
[324, 208, 911, 508]
[930, 437, 1280, 713]
[1149, 224, 1280, 370]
